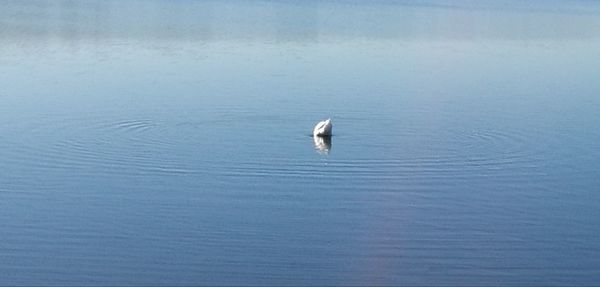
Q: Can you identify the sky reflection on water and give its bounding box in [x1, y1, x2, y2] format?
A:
[1, 1, 600, 285]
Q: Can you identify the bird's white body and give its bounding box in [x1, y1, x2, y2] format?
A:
[313, 118, 332, 137]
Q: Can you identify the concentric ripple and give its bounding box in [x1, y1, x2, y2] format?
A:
[2, 115, 197, 184]
[198, 123, 548, 191]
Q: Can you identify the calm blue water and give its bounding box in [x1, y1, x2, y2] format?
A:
[2, 0, 600, 285]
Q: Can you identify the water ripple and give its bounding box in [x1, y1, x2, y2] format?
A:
[2, 113, 549, 191]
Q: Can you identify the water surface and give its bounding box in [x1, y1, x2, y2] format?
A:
[1, 0, 600, 285]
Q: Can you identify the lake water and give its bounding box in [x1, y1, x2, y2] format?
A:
[2, 0, 600, 285]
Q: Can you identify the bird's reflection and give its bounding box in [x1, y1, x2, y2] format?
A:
[313, 135, 332, 155]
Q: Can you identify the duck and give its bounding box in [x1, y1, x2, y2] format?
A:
[313, 118, 332, 137]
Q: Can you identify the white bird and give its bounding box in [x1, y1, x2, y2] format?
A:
[313, 118, 332, 137]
